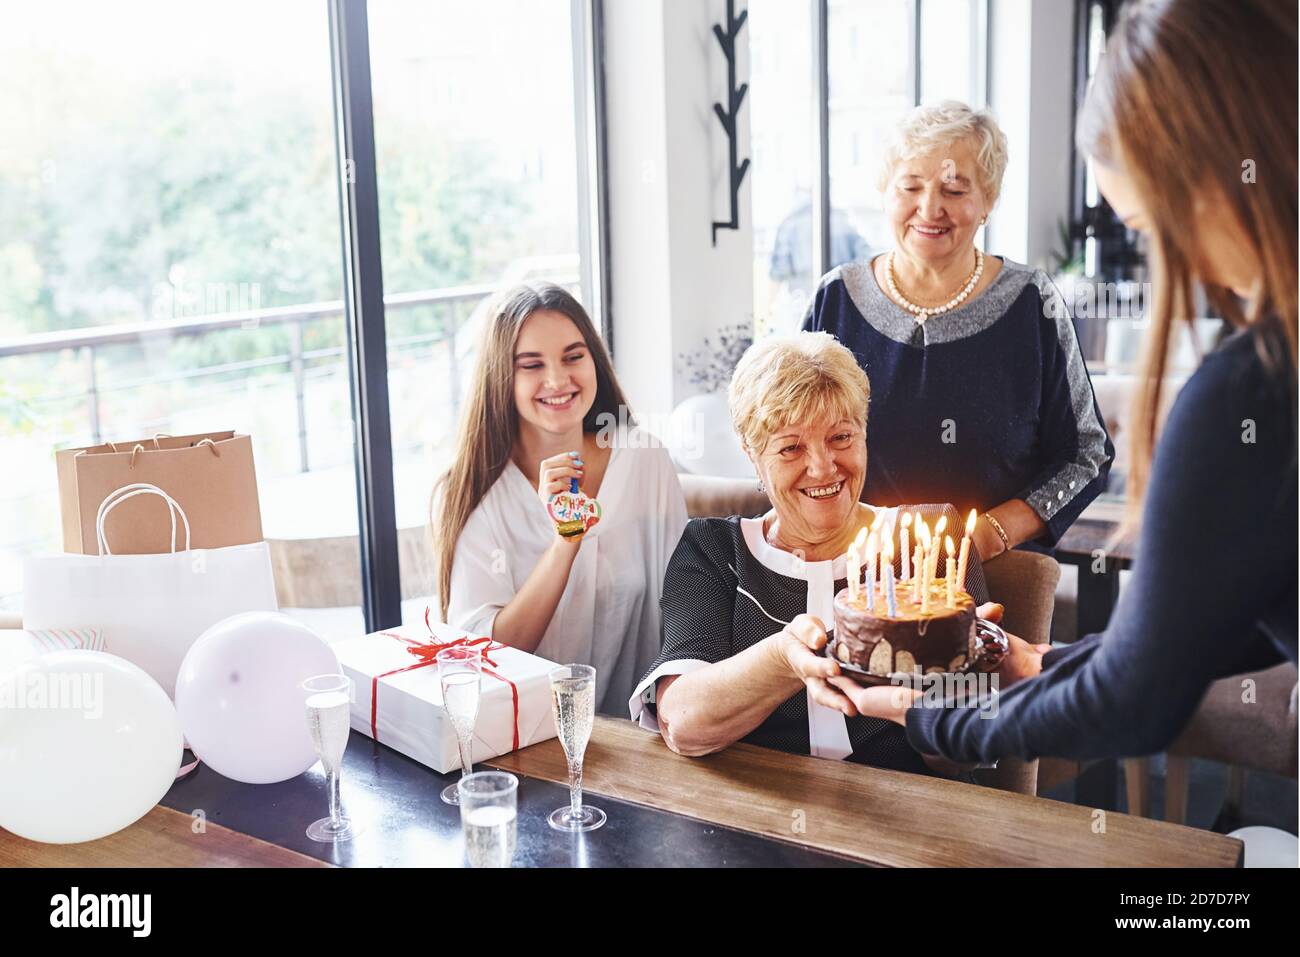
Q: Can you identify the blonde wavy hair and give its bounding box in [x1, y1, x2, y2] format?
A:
[877, 100, 1009, 206]
[728, 332, 870, 454]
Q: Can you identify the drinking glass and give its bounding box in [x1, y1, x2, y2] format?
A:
[302, 673, 356, 843]
[438, 646, 483, 805]
[547, 663, 605, 831]
[459, 771, 519, 868]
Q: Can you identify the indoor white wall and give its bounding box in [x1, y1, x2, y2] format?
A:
[602, 0, 1076, 418]
[603, 0, 755, 422]
[988, 0, 1075, 269]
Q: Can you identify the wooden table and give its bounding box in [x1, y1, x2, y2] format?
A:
[0, 806, 330, 868]
[3, 719, 1241, 868]
[485, 717, 1241, 868]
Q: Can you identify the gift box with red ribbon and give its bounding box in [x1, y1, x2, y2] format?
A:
[334, 611, 558, 774]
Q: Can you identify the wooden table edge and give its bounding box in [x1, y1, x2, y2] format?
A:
[0, 806, 334, 868]
[486, 716, 1244, 869]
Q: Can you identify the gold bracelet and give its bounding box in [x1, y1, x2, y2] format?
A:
[982, 512, 1011, 554]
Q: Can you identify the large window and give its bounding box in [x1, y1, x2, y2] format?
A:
[749, 0, 989, 333]
[0, 1, 355, 627]
[0, 1, 598, 637]
[367, 0, 591, 626]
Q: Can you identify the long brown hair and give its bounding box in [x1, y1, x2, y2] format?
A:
[1077, 0, 1297, 522]
[432, 283, 631, 621]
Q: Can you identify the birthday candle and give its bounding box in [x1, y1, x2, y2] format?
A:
[957, 509, 975, 588]
[927, 515, 947, 598]
[917, 522, 932, 614]
[848, 528, 867, 601]
[914, 518, 929, 586]
[864, 531, 878, 611]
[912, 542, 924, 607]
[945, 535, 956, 609]
[899, 512, 912, 583]
[884, 540, 897, 616]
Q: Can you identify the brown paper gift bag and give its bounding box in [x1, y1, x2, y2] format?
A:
[56, 431, 264, 555]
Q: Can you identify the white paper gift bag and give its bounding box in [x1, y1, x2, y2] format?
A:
[22, 483, 278, 699]
[335, 618, 558, 774]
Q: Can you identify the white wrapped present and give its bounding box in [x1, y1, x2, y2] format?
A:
[334, 617, 558, 774]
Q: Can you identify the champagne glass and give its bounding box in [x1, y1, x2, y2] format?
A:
[302, 673, 356, 843]
[547, 663, 605, 832]
[438, 646, 482, 805]
[459, 771, 519, 868]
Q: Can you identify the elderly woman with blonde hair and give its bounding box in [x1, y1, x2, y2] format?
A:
[804, 101, 1113, 559]
[628, 332, 1006, 773]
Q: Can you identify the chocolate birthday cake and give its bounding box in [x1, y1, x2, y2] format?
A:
[833, 579, 977, 676]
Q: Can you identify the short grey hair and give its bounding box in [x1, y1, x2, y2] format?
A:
[876, 100, 1010, 206]
[728, 332, 870, 454]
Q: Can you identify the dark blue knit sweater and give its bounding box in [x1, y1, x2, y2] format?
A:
[802, 257, 1114, 545]
[906, 325, 1298, 762]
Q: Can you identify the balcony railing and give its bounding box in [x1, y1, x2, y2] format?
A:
[0, 271, 579, 474]
[0, 268, 580, 614]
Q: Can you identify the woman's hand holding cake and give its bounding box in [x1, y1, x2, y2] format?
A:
[775, 614, 856, 718]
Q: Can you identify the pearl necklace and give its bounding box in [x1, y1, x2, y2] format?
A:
[885, 248, 984, 322]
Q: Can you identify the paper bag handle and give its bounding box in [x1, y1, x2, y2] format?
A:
[95, 483, 192, 555]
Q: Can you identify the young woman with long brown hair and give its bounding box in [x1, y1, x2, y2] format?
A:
[830, 0, 1297, 763]
[434, 283, 687, 714]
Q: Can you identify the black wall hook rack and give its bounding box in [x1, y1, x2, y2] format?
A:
[711, 0, 750, 246]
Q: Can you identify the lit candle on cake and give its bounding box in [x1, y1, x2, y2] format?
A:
[945, 535, 956, 609]
[912, 540, 924, 606]
[927, 515, 947, 599]
[883, 539, 897, 616]
[917, 522, 932, 614]
[957, 509, 975, 589]
[864, 530, 877, 610]
[899, 512, 912, 583]
[914, 517, 929, 586]
[850, 528, 868, 602]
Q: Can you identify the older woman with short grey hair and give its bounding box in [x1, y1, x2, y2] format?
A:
[804, 100, 1113, 559]
[628, 332, 1002, 774]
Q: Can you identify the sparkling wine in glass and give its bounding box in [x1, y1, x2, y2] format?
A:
[438, 646, 482, 805]
[459, 771, 519, 868]
[302, 673, 356, 843]
[547, 663, 605, 832]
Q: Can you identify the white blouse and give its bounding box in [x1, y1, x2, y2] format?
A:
[446, 431, 688, 715]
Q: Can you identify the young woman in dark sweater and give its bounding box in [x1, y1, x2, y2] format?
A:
[829, 0, 1297, 764]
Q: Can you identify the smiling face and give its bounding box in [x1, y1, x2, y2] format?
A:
[512, 309, 598, 436]
[885, 138, 990, 265]
[752, 412, 867, 551]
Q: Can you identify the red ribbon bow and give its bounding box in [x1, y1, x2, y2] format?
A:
[368, 607, 520, 751]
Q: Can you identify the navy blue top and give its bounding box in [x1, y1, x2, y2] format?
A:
[906, 325, 1298, 762]
[802, 257, 1114, 546]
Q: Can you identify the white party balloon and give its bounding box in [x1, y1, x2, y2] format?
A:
[175, 612, 339, 784]
[0, 650, 182, 844]
[668, 393, 753, 477]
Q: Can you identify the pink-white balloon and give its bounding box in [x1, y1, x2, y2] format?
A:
[175, 612, 339, 784]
